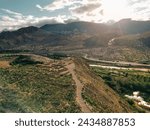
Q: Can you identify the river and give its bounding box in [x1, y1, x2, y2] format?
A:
[90, 64, 150, 72]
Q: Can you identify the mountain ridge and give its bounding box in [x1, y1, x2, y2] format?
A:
[0, 20, 150, 62]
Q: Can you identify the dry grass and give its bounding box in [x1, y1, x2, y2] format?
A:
[0, 61, 10, 68]
[0, 55, 81, 113]
[73, 58, 133, 112]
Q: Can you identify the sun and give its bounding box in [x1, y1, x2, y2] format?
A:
[101, 0, 131, 21]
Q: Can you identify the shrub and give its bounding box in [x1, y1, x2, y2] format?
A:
[10, 55, 43, 65]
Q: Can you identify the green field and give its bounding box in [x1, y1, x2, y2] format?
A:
[91, 66, 150, 113]
[92, 67, 150, 102]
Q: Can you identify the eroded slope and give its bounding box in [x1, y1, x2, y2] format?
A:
[73, 58, 132, 112]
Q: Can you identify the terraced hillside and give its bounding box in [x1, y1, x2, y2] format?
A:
[0, 54, 136, 113]
[0, 54, 80, 112]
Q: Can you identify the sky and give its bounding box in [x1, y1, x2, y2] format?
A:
[0, 0, 150, 31]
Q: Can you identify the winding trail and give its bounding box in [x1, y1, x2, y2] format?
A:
[66, 61, 91, 113]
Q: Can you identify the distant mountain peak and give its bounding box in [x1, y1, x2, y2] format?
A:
[118, 18, 132, 23]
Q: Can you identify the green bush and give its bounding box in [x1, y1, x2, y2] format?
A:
[10, 55, 43, 65]
[47, 53, 68, 60]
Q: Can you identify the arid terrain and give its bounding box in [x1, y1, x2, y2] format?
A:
[0, 20, 150, 113]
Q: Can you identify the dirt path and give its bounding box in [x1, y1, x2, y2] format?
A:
[66, 61, 91, 113]
[0, 61, 10, 68]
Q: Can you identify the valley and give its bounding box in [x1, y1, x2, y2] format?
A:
[0, 53, 149, 112]
[0, 20, 150, 113]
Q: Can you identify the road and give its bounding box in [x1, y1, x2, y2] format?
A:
[84, 54, 150, 68]
[90, 64, 150, 72]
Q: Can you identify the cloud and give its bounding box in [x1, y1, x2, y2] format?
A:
[69, 0, 103, 22]
[126, 0, 150, 20]
[36, 4, 43, 11]
[1, 8, 22, 16]
[134, 7, 148, 12]
[31, 15, 66, 27]
[70, 3, 101, 14]
[0, 9, 66, 32]
[36, 0, 103, 23]
[36, 0, 81, 11]
[127, 0, 148, 6]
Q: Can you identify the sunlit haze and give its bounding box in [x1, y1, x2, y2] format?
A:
[0, 0, 150, 31]
[102, 0, 129, 21]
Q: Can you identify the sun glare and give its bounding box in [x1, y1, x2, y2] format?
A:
[101, 0, 130, 21]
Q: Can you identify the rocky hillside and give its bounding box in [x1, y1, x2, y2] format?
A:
[0, 20, 150, 62]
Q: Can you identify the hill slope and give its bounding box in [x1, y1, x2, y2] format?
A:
[114, 19, 150, 35]
[0, 54, 80, 112]
[73, 58, 133, 112]
[0, 54, 136, 113]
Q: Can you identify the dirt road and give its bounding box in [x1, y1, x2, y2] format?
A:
[90, 64, 150, 72]
[84, 54, 150, 68]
